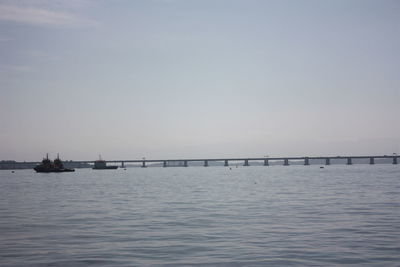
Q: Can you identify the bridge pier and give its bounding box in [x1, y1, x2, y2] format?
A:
[142, 161, 146, 168]
[325, 158, 330, 165]
[121, 161, 125, 168]
[163, 161, 167, 167]
[244, 159, 249, 166]
[284, 158, 289, 166]
[393, 157, 398, 165]
[184, 160, 188, 167]
[224, 160, 229, 167]
[369, 157, 374, 165]
[347, 158, 352, 165]
[204, 160, 209, 167]
[264, 159, 269, 166]
[304, 157, 310, 165]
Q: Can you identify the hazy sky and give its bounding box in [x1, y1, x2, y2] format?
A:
[1, 0, 399, 161]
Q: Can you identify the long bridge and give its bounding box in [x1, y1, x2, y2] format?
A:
[2, 155, 398, 169]
[103, 155, 399, 168]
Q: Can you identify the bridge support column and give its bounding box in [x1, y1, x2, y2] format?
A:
[264, 159, 269, 166]
[284, 159, 289, 166]
[369, 157, 374, 165]
[347, 158, 352, 165]
[393, 157, 398, 165]
[304, 157, 310, 165]
[163, 161, 167, 167]
[204, 160, 208, 167]
[224, 160, 229, 167]
[325, 158, 330, 165]
[121, 161, 125, 168]
[184, 160, 188, 167]
[142, 161, 146, 168]
[244, 159, 249, 166]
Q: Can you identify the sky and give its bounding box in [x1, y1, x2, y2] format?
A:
[0, 0, 399, 161]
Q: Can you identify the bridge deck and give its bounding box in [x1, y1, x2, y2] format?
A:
[10, 155, 399, 165]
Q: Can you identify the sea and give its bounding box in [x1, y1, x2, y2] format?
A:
[0, 165, 399, 266]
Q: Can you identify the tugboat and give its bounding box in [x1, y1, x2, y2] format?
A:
[34, 154, 75, 173]
[93, 155, 118, 170]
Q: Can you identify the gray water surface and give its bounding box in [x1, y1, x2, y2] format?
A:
[1, 165, 399, 266]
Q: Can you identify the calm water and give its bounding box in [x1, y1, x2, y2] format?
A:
[0, 165, 399, 266]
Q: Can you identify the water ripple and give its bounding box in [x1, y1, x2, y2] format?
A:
[1, 165, 399, 266]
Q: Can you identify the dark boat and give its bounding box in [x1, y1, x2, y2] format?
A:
[93, 155, 118, 170]
[34, 154, 75, 173]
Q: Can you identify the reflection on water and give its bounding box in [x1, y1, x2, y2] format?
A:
[1, 165, 399, 266]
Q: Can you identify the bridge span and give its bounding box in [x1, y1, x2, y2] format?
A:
[79, 155, 398, 168]
[4, 155, 398, 169]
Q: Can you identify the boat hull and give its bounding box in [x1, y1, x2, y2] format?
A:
[34, 167, 75, 173]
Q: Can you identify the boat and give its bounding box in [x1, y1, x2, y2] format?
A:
[34, 154, 75, 173]
[93, 155, 118, 170]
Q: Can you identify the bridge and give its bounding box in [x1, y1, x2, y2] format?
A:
[104, 155, 398, 168]
[2, 155, 398, 169]
[73, 155, 399, 168]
